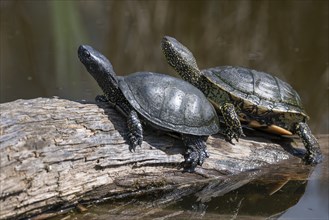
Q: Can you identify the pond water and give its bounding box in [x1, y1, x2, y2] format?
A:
[1, 1, 328, 219]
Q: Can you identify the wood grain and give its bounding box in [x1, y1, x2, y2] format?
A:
[1, 98, 325, 219]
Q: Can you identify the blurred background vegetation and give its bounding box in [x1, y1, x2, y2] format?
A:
[0, 0, 328, 133]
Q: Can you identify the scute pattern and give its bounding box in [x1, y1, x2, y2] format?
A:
[119, 72, 219, 135]
[203, 66, 306, 114]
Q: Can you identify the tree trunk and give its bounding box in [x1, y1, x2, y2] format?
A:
[0, 98, 325, 219]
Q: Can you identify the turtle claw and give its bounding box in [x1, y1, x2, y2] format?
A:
[128, 133, 142, 152]
[225, 136, 235, 145]
[235, 131, 246, 142]
[183, 150, 199, 172]
[224, 127, 245, 143]
[129, 145, 135, 153]
[129, 144, 139, 153]
[182, 136, 209, 172]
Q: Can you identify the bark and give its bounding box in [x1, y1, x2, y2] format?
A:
[0, 98, 325, 219]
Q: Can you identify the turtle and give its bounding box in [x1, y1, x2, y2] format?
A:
[161, 36, 322, 164]
[78, 45, 220, 172]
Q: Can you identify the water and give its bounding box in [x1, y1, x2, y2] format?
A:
[1, 1, 328, 219]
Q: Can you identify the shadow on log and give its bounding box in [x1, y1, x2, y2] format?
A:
[0, 98, 326, 219]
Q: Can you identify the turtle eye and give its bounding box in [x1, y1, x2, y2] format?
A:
[84, 50, 91, 58]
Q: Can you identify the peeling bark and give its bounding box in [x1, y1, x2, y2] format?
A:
[0, 98, 324, 219]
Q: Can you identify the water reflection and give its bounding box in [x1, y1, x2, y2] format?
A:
[49, 156, 326, 220]
[173, 180, 308, 218]
[1, 1, 328, 219]
[280, 148, 329, 219]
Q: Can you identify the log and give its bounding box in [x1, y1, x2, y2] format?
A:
[0, 97, 326, 219]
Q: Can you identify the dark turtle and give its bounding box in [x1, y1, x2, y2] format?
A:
[161, 36, 322, 164]
[78, 45, 220, 172]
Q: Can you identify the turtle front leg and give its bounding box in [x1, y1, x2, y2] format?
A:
[127, 110, 143, 152]
[295, 122, 323, 164]
[95, 94, 108, 102]
[181, 135, 209, 172]
[220, 103, 245, 143]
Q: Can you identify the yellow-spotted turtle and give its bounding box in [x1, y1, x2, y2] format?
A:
[161, 36, 322, 164]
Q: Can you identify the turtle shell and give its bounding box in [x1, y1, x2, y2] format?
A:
[118, 72, 219, 135]
[202, 66, 308, 117]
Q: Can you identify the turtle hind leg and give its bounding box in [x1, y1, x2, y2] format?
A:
[220, 103, 245, 143]
[181, 135, 209, 172]
[127, 110, 143, 152]
[295, 122, 323, 164]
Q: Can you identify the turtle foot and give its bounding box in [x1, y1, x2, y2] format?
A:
[127, 133, 143, 152]
[220, 103, 245, 143]
[182, 135, 209, 172]
[304, 150, 323, 165]
[224, 127, 245, 143]
[295, 122, 323, 165]
[95, 95, 108, 102]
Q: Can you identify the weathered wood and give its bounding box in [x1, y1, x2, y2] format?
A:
[0, 98, 325, 219]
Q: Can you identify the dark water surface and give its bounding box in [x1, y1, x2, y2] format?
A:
[1, 1, 328, 219]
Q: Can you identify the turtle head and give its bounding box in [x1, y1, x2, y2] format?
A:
[161, 36, 202, 83]
[78, 45, 119, 96]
